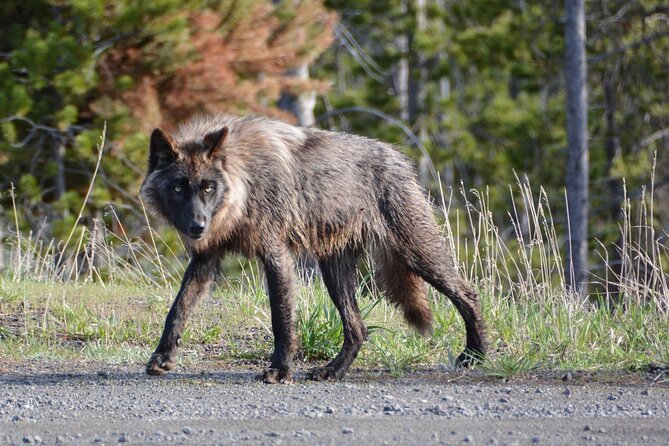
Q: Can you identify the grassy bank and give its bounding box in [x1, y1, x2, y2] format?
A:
[1, 271, 667, 378]
[1, 171, 668, 378]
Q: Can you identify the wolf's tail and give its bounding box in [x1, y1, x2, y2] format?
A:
[374, 246, 433, 334]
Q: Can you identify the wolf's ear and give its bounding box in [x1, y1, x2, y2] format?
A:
[203, 127, 228, 160]
[149, 128, 178, 171]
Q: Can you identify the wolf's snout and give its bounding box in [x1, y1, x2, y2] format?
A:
[189, 219, 207, 238]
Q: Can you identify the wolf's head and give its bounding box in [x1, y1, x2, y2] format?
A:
[140, 126, 229, 241]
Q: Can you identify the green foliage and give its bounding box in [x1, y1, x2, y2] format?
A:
[297, 286, 344, 361]
[0, 0, 202, 243]
[18, 174, 41, 202]
[1, 0, 336, 260]
[295, 283, 379, 361]
[317, 0, 669, 265]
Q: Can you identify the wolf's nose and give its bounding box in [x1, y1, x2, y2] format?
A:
[189, 220, 206, 236]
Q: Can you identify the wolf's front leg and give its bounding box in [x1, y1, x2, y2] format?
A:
[259, 249, 298, 384]
[146, 254, 218, 375]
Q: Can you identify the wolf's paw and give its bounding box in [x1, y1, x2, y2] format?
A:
[455, 348, 485, 368]
[307, 365, 346, 381]
[257, 367, 293, 384]
[146, 351, 177, 376]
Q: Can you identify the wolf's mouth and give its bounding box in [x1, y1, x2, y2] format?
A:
[188, 233, 204, 240]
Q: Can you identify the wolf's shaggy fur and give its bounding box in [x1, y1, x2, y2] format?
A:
[141, 114, 486, 382]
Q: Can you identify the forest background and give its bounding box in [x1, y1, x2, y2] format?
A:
[1, 0, 668, 302]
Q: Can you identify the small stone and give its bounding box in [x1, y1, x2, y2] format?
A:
[597, 428, 607, 434]
[383, 404, 402, 414]
[532, 436, 540, 443]
[464, 435, 473, 443]
[342, 428, 353, 434]
[22, 437, 33, 444]
[606, 395, 617, 401]
[33, 436, 42, 444]
[118, 434, 128, 443]
[428, 405, 448, 416]
[324, 406, 334, 414]
[563, 388, 571, 397]
[499, 397, 509, 403]
[640, 389, 650, 396]
[562, 372, 573, 381]
[583, 425, 591, 431]
[182, 427, 193, 435]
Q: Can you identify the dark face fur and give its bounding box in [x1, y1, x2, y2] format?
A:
[142, 127, 228, 240]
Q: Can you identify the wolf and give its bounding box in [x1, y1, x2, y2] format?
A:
[140, 114, 486, 383]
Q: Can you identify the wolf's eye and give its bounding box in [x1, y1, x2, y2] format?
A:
[173, 185, 182, 192]
[204, 185, 214, 194]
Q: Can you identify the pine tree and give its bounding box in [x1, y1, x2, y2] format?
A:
[564, 0, 589, 293]
[1, 0, 335, 241]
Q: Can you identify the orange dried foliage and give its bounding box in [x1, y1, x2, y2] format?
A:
[100, 1, 336, 131]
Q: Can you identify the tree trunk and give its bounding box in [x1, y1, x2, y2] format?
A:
[411, 0, 430, 189]
[435, 0, 452, 190]
[395, 1, 410, 122]
[277, 64, 316, 127]
[278, 63, 319, 281]
[407, 0, 425, 126]
[564, 0, 589, 294]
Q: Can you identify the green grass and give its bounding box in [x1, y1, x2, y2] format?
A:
[1, 274, 668, 377]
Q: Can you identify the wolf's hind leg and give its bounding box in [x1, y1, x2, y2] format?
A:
[258, 248, 298, 384]
[381, 188, 487, 365]
[308, 246, 366, 381]
[411, 255, 487, 365]
[147, 254, 217, 375]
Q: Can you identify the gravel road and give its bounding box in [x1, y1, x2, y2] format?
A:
[1, 362, 668, 445]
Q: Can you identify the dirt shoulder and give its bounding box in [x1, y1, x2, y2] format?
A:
[1, 361, 668, 445]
